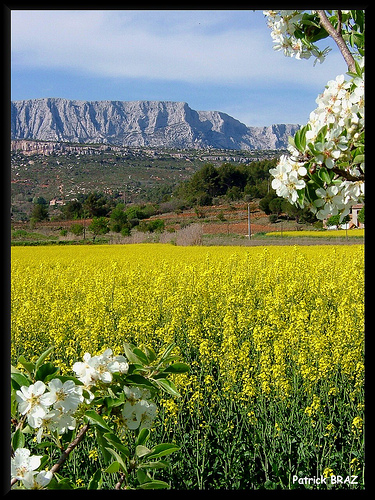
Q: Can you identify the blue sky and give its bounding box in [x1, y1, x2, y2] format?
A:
[11, 9, 348, 127]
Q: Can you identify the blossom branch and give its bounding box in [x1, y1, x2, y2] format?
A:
[331, 167, 364, 182]
[316, 10, 356, 72]
[10, 423, 90, 489]
[115, 473, 126, 490]
[337, 10, 342, 35]
[49, 423, 90, 475]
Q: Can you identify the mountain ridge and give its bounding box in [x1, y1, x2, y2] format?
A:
[11, 97, 300, 150]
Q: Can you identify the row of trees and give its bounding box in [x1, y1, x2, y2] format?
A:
[174, 159, 276, 205]
[29, 156, 321, 230]
[28, 195, 166, 238]
[173, 159, 318, 223]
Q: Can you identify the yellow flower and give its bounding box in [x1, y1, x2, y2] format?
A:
[351, 416, 363, 434]
[323, 468, 334, 478]
[274, 422, 282, 436]
[324, 423, 336, 436]
[350, 457, 360, 473]
[88, 449, 99, 461]
[11, 243, 364, 467]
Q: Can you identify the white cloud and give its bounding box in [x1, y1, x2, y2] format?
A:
[11, 9, 347, 88]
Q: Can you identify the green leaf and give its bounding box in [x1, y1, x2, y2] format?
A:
[12, 429, 25, 450]
[309, 172, 324, 188]
[288, 135, 296, 148]
[11, 364, 23, 374]
[35, 362, 59, 382]
[136, 445, 152, 458]
[11, 372, 31, 390]
[152, 378, 181, 398]
[132, 348, 149, 365]
[105, 447, 128, 473]
[103, 432, 130, 457]
[162, 363, 190, 374]
[34, 346, 54, 372]
[297, 187, 305, 208]
[84, 410, 111, 431]
[39, 454, 50, 471]
[127, 363, 146, 375]
[138, 460, 169, 470]
[144, 346, 156, 363]
[48, 478, 75, 489]
[35, 441, 55, 450]
[353, 154, 364, 164]
[104, 393, 125, 410]
[158, 343, 176, 364]
[123, 342, 144, 364]
[104, 461, 121, 474]
[139, 480, 170, 489]
[318, 167, 334, 184]
[144, 443, 180, 459]
[293, 125, 309, 153]
[294, 130, 301, 152]
[137, 468, 151, 485]
[301, 16, 321, 29]
[17, 355, 35, 376]
[136, 427, 150, 446]
[125, 374, 155, 391]
[88, 469, 103, 490]
[95, 427, 112, 465]
[47, 473, 75, 489]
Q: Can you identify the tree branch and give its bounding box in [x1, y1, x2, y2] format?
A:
[331, 167, 365, 182]
[49, 423, 90, 475]
[11, 422, 91, 489]
[317, 10, 356, 72]
[337, 10, 342, 35]
[115, 473, 126, 490]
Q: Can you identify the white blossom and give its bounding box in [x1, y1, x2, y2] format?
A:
[21, 470, 53, 490]
[73, 349, 129, 388]
[47, 378, 83, 413]
[15, 381, 55, 428]
[122, 386, 157, 430]
[11, 448, 42, 481]
[263, 10, 329, 64]
[268, 50, 364, 218]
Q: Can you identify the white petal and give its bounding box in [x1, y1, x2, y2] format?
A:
[33, 381, 47, 396]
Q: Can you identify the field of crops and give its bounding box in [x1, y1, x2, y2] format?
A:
[265, 229, 364, 238]
[11, 243, 364, 489]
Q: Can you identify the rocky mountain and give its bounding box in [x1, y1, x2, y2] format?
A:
[11, 98, 299, 150]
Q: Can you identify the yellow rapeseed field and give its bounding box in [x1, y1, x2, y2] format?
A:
[11, 243, 364, 488]
[265, 228, 364, 238]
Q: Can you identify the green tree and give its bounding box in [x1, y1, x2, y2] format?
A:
[70, 223, 84, 237]
[83, 192, 110, 218]
[218, 163, 246, 194]
[259, 192, 278, 215]
[110, 205, 128, 233]
[62, 200, 83, 220]
[226, 186, 242, 202]
[269, 197, 284, 216]
[31, 202, 49, 222]
[32, 196, 47, 205]
[358, 206, 364, 224]
[327, 214, 350, 228]
[88, 217, 109, 240]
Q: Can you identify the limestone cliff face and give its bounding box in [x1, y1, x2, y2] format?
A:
[11, 98, 299, 150]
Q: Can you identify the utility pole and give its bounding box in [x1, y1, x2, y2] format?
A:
[247, 203, 251, 240]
